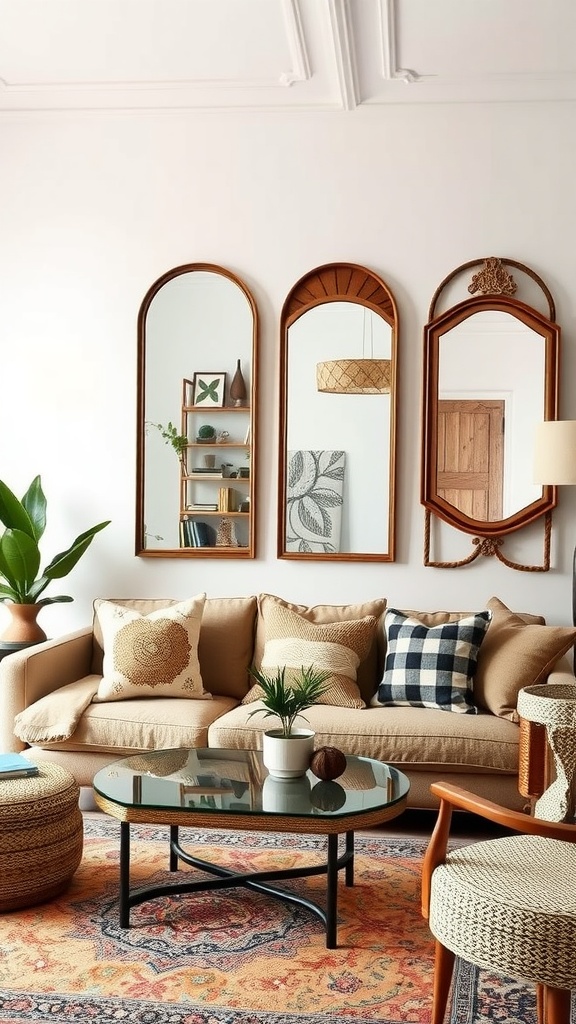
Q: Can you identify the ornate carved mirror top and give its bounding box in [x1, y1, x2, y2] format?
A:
[421, 256, 559, 571]
[278, 262, 398, 561]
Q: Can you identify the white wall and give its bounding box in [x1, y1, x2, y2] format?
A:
[1, 102, 576, 637]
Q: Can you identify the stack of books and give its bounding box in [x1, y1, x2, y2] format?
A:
[218, 487, 236, 512]
[188, 467, 224, 480]
[0, 752, 39, 779]
[180, 518, 213, 548]
[186, 503, 218, 512]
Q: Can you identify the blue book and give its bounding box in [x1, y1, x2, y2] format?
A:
[0, 752, 39, 778]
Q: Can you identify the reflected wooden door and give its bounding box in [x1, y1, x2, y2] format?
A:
[437, 400, 504, 520]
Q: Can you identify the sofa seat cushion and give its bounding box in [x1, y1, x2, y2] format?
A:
[208, 702, 519, 774]
[22, 683, 239, 755]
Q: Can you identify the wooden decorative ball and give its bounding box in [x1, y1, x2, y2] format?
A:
[310, 781, 347, 812]
[309, 746, 347, 781]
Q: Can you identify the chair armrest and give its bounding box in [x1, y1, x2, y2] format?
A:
[0, 628, 93, 752]
[421, 782, 576, 919]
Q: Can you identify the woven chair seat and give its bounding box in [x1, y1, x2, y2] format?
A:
[429, 834, 576, 990]
[0, 762, 83, 911]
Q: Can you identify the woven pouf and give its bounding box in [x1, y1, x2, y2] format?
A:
[0, 763, 83, 911]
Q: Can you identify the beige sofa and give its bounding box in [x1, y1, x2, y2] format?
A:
[1, 592, 575, 811]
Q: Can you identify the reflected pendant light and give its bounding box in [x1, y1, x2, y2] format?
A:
[316, 308, 391, 395]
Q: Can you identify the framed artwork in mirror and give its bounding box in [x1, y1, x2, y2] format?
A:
[135, 263, 258, 558]
[278, 262, 398, 562]
[421, 256, 560, 571]
[192, 372, 227, 408]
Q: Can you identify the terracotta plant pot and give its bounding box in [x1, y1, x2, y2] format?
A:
[1, 604, 47, 644]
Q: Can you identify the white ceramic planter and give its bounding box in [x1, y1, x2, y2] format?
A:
[262, 729, 315, 779]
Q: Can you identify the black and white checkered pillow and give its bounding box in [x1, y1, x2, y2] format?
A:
[372, 608, 492, 714]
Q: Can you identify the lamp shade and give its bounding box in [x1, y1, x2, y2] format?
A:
[533, 420, 576, 485]
[316, 358, 391, 395]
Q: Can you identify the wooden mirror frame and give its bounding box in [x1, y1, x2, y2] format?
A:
[278, 262, 398, 562]
[421, 257, 559, 571]
[136, 263, 258, 559]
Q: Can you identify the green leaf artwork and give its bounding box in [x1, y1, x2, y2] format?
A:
[196, 378, 219, 404]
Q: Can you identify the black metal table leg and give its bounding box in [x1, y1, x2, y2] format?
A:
[326, 833, 338, 948]
[119, 822, 131, 928]
[169, 825, 179, 871]
[345, 831, 354, 886]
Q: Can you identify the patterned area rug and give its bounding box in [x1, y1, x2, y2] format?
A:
[0, 817, 569, 1023]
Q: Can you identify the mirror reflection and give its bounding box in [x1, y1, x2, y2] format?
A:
[279, 263, 398, 561]
[437, 310, 545, 522]
[136, 264, 257, 558]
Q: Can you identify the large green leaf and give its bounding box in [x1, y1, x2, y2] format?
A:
[20, 476, 46, 542]
[43, 520, 111, 580]
[0, 529, 41, 601]
[0, 480, 36, 538]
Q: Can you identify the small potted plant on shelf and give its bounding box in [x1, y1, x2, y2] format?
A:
[196, 424, 217, 444]
[247, 664, 330, 779]
[0, 476, 110, 647]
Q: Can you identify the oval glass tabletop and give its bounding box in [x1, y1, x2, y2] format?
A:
[93, 747, 410, 820]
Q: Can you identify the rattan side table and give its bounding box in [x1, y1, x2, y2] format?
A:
[517, 683, 576, 823]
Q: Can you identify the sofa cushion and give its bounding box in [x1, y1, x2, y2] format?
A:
[208, 701, 520, 774]
[473, 596, 576, 721]
[92, 596, 257, 700]
[373, 608, 491, 714]
[93, 596, 209, 702]
[30, 689, 239, 754]
[244, 600, 378, 710]
[253, 593, 386, 704]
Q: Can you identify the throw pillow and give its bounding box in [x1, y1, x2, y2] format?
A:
[473, 596, 576, 721]
[242, 601, 379, 710]
[254, 593, 387, 703]
[93, 594, 210, 702]
[372, 608, 492, 714]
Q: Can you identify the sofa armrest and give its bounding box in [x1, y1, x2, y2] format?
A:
[0, 628, 93, 752]
[547, 650, 576, 685]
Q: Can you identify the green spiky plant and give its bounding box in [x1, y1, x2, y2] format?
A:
[247, 664, 331, 737]
[0, 476, 110, 605]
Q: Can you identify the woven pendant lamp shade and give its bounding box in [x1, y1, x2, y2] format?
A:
[316, 358, 391, 395]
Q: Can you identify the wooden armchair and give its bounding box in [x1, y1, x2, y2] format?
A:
[421, 782, 576, 1024]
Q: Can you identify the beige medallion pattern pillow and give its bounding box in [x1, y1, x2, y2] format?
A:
[93, 594, 210, 702]
[242, 601, 378, 710]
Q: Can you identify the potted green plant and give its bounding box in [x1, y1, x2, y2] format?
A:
[0, 476, 110, 646]
[247, 665, 330, 778]
[197, 424, 217, 444]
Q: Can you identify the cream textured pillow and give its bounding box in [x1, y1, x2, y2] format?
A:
[474, 596, 576, 721]
[243, 601, 377, 710]
[93, 594, 210, 702]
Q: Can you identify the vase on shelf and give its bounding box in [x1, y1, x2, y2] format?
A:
[229, 360, 247, 407]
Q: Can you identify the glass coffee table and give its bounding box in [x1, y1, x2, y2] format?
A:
[93, 747, 410, 948]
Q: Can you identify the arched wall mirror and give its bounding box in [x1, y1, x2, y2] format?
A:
[421, 256, 559, 571]
[136, 263, 258, 558]
[278, 263, 398, 561]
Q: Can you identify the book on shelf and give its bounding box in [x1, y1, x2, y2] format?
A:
[180, 517, 214, 548]
[218, 487, 236, 512]
[186, 504, 219, 512]
[190, 467, 225, 475]
[0, 752, 39, 779]
[188, 472, 224, 480]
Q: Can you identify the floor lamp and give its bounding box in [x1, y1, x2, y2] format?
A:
[534, 420, 576, 659]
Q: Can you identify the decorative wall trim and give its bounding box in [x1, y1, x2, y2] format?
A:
[279, 0, 311, 87]
[325, 0, 359, 110]
[378, 0, 420, 84]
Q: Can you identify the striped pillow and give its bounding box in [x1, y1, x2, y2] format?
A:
[372, 608, 491, 714]
[242, 602, 377, 709]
